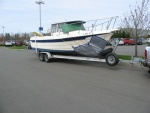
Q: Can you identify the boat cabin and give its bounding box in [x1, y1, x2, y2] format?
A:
[50, 21, 86, 35]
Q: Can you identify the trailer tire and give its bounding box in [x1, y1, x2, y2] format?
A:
[44, 53, 50, 63]
[39, 53, 45, 61]
[105, 53, 119, 66]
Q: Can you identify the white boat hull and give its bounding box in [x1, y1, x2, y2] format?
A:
[30, 32, 113, 53]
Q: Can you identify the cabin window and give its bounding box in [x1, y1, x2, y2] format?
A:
[51, 24, 62, 33]
[62, 23, 85, 33]
[51, 24, 57, 33]
[57, 24, 62, 32]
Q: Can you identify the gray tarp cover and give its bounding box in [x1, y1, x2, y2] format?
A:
[74, 36, 107, 57]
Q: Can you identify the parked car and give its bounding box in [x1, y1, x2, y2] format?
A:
[123, 38, 135, 45]
[137, 38, 143, 45]
[118, 38, 124, 45]
[147, 38, 150, 44]
[140, 38, 148, 44]
[143, 39, 148, 44]
[11, 40, 16, 45]
[23, 40, 29, 46]
[15, 40, 23, 46]
[110, 38, 124, 46]
[5, 40, 13, 46]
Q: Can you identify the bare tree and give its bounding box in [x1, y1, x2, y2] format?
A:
[121, 0, 150, 56]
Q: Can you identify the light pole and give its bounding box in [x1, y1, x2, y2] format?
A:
[35, 0, 44, 32]
[2, 26, 5, 42]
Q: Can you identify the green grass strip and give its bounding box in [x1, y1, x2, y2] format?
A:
[8, 46, 27, 49]
[118, 55, 131, 60]
[0, 44, 5, 46]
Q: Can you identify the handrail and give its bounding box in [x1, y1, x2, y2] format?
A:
[84, 16, 119, 32]
[85, 16, 119, 23]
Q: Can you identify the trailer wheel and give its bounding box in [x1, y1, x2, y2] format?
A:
[105, 53, 119, 66]
[39, 53, 45, 61]
[44, 53, 50, 63]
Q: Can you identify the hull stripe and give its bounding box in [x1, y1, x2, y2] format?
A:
[31, 36, 87, 43]
[30, 33, 108, 43]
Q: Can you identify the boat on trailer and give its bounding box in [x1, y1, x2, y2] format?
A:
[30, 16, 120, 66]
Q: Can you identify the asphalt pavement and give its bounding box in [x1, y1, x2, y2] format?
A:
[0, 47, 150, 113]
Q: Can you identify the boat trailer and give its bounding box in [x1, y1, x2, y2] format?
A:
[36, 39, 120, 66]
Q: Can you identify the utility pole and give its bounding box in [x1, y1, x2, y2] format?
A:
[35, 0, 44, 32]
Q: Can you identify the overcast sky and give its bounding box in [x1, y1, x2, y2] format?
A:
[0, 0, 143, 33]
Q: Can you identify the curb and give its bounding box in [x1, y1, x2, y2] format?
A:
[119, 59, 142, 67]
